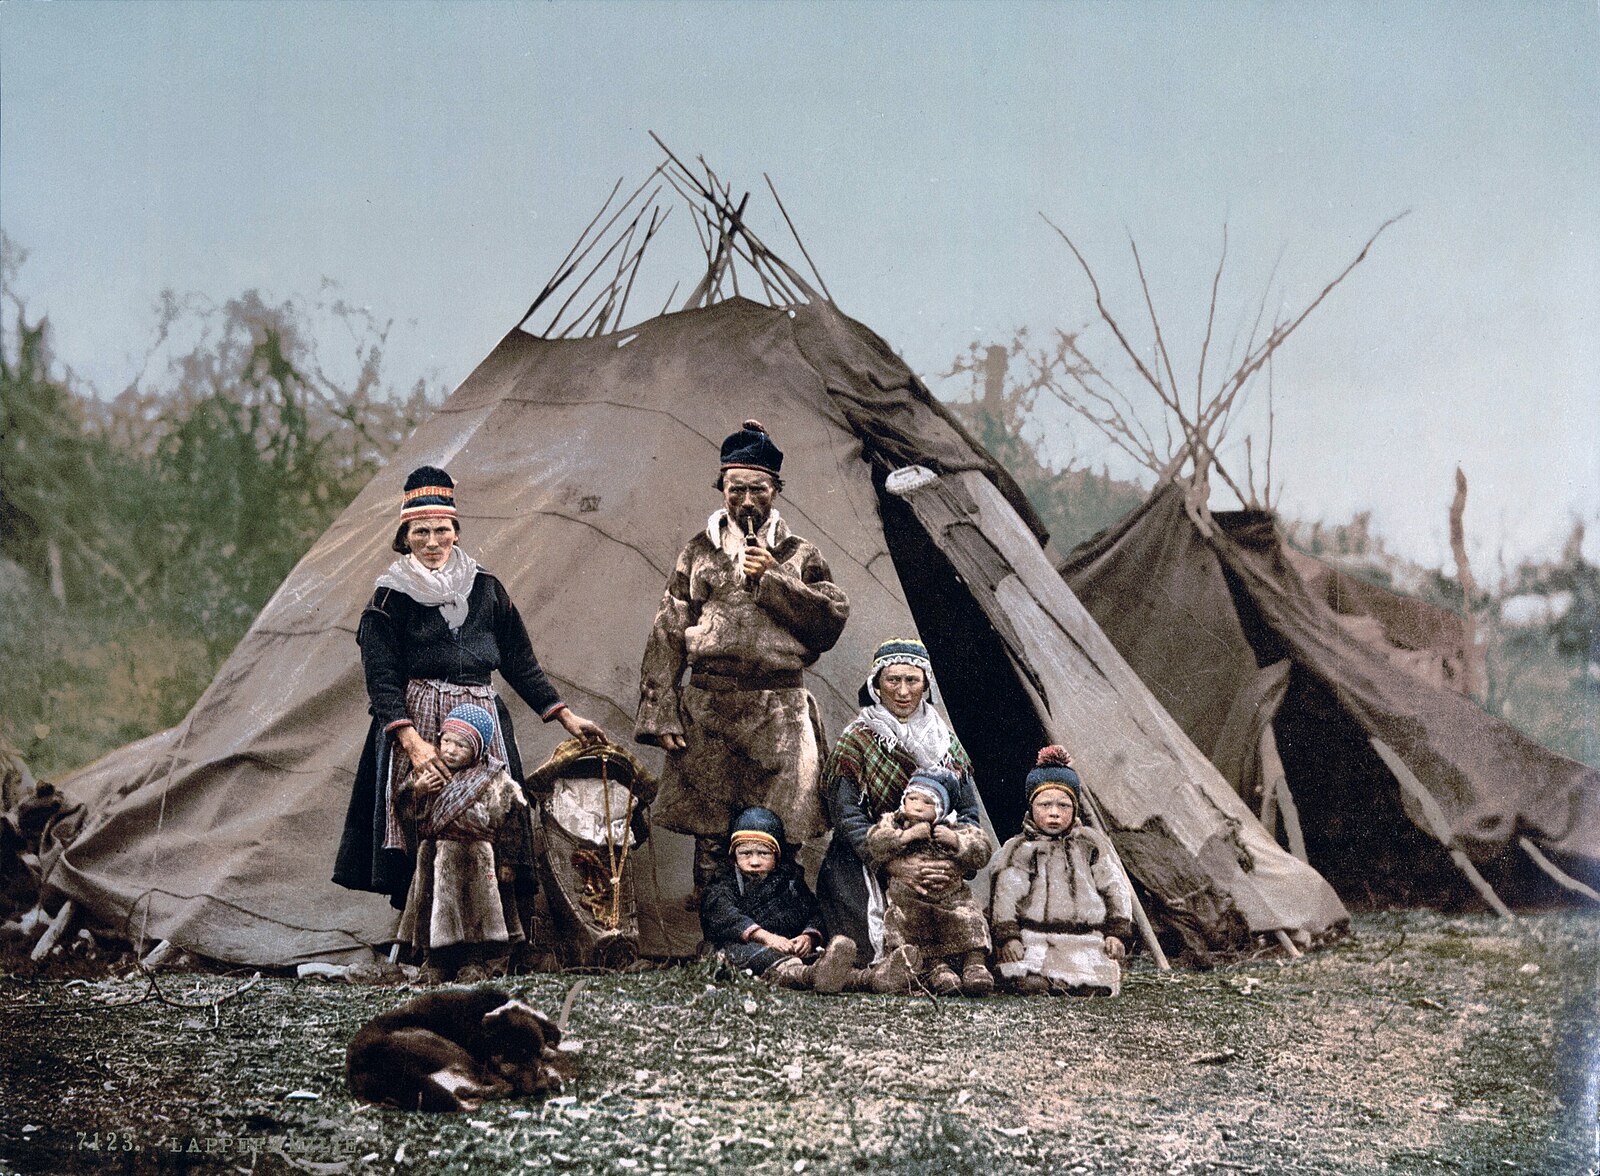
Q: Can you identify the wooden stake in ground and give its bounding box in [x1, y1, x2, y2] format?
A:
[1519, 837, 1600, 906]
[30, 899, 75, 962]
[1369, 736, 1513, 919]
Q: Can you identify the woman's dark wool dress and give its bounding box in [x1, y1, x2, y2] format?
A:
[334, 573, 563, 908]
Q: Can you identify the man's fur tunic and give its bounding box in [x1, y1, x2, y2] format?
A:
[636, 512, 848, 840]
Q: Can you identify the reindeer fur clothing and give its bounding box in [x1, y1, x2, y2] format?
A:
[989, 823, 1134, 993]
[863, 812, 993, 958]
[636, 511, 848, 840]
[397, 767, 528, 953]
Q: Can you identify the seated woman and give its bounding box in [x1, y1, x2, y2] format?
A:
[816, 638, 984, 974]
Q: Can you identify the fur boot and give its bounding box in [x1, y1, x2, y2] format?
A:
[867, 944, 919, 994]
[765, 935, 856, 993]
[959, 951, 994, 996]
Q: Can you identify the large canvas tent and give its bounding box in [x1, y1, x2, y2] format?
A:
[41, 156, 1346, 968]
[1059, 484, 1600, 907]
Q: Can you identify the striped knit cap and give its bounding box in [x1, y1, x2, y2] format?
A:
[400, 465, 458, 524]
[440, 703, 496, 763]
[1026, 745, 1081, 805]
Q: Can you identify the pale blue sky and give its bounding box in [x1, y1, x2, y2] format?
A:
[4, 1, 1596, 569]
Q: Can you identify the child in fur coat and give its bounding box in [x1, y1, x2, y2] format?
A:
[698, 807, 859, 992]
[989, 746, 1133, 996]
[862, 768, 995, 996]
[398, 703, 528, 983]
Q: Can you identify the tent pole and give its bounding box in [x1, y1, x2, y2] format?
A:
[30, 899, 75, 962]
[1078, 785, 1171, 973]
[1273, 930, 1302, 958]
[1518, 836, 1600, 906]
[1369, 737, 1514, 919]
[1260, 724, 1308, 863]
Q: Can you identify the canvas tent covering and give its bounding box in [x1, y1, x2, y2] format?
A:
[43, 156, 1346, 967]
[1059, 485, 1600, 906]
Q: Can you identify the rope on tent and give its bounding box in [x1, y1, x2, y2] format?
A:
[1518, 836, 1600, 906]
[1369, 736, 1514, 919]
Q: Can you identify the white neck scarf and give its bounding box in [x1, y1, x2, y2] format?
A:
[858, 673, 954, 770]
[374, 546, 481, 630]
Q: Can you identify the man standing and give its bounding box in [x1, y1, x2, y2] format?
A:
[635, 419, 849, 899]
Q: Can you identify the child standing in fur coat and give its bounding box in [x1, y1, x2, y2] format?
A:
[989, 746, 1133, 996]
[862, 768, 995, 996]
[398, 703, 528, 983]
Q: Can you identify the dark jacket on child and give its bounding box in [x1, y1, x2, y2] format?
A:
[699, 860, 824, 976]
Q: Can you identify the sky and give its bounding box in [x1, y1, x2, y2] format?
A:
[3, 1, 1596, 572]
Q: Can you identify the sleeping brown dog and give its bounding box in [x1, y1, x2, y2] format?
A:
[346, 987, 564, 1112]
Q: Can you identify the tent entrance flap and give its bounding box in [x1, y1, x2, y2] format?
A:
[885, 466, 1349, 953]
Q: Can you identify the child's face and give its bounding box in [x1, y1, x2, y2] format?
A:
[439, 730, 478, 770]
[1031, 788, 1076, 833]
[733, 842, 777, 878]
[900, 791, 940, 823]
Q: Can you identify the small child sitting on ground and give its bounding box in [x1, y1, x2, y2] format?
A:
[398, 702, 528, 984]
[862, 768, 995, 996]
[989, 746, 1133, 996]
[698, 807, 861, 992]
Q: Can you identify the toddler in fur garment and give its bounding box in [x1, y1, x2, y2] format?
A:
[862, 767, 995, 996]
[398, 703, 528, 983]
[698, 807, 857, 992]
[989, 746, 1133, 996]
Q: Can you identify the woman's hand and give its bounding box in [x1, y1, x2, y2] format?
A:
[1103, 936, 1127, 961]
[997, 939, 1025, 965]
[660, 733, 687, 753]
[558, 709, 607, 745]
[885, 855, 959, 896]
[397, 727, 448, 793]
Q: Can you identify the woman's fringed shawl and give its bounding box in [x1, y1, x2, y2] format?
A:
[825, 723, 974, 819]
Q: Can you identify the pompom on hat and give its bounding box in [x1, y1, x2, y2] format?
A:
[719, 419, 784, 477]
[904, 767, 958, 821]
[727, 805, 786, 857]
[400, 465, 458, 524]
[1025, 745, 1081, 805]
[440, 702, 496, 762]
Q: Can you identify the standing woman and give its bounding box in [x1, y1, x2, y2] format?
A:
[816, 638, 984, 969]
[334, 466, 605, 926]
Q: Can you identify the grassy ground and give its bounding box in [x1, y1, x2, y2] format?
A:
[1, 911, 1595, 1176]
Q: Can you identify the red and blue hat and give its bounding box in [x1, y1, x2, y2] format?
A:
[400, 466, 458, 525]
